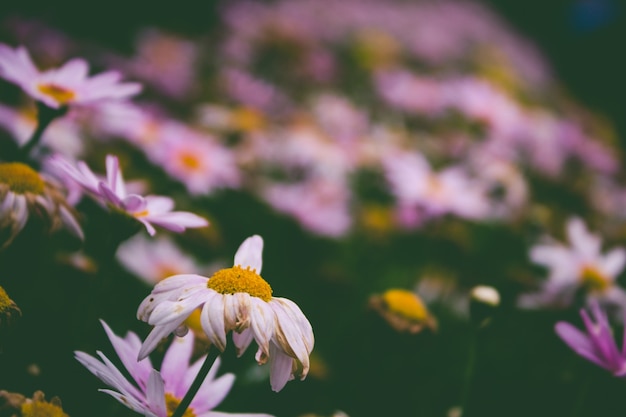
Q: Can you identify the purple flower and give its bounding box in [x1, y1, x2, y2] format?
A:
[48, 154, 208, 236]
[555, 301, 626, 376]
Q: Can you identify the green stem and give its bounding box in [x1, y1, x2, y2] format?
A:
[171, 348, 220, 417]
[459, 328, 478, 417]
[19, 102, 67, 160]
[570, 376, 589, 417]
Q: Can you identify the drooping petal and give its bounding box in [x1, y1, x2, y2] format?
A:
[201, 291, 227, 351]
[268, 342, 294, 392]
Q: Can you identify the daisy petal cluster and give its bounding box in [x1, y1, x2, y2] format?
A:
[47, 154, 208, 236]
[555, 301, 626, 376]
[75, 320, 274, 417]
[137, 235, 314, 392]
[0, 43, 141, 109]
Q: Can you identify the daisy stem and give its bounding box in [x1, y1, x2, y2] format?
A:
[19, 102, 67, 160]
[171, 348, 220, 417]
[459, 328, 478, 417]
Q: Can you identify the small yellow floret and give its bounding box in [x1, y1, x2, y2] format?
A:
[165, 393, 196, 417]
[580, 264, 610, 292]
[0, 286, 12, 313]
[0, 163, 45, 195]
[37, 83, 76, 104]
[382, 289, 428, 322]
[208, 265, 273, 302]
[21, 399, 68, 417]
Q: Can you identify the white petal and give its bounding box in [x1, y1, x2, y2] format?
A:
[268, 343, 293, 392]
[200, 292, 227, 351]
[234, 235, 264, 272]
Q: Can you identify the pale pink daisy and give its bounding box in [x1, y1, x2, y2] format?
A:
[0, 43, 141, 109]
[519, 217, 626, 312]
[261, 178, 352, 237]
[116, 234, 215, 286]
[0, 103, 83, 158]
[137, 235, 314, 392]
[382, 151, 490, 221]
[47, 154, 208, 236]
[75, 320, 274, 417]
[146, 124, 241, 196]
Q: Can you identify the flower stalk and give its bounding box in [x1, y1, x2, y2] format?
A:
[171, 347, 220, 417]
[19, 102, 67, 161]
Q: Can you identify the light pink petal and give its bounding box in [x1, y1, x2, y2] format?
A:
[100, 320, 152, 389]
[146, 369, 167, 417]
[144, 195, 175, 214]
[200, 292, 227, 351]
[161, 332, 194, 395]
[602, 248, 626, 277]
[567, 217, 601, 258]
[268, 343, 293, 392]
[234, 235, 264, 272]
[249, 298, 274, 358]
[191, 372, 235, 412]
[138, 320, 185, 360]
[233, 328, 254, 357]
[147, 289, 207, 325]
[98, 389, 147, 414]
[106, 154, 127, 197]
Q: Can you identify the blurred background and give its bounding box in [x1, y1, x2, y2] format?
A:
[0, 1, 625, 417]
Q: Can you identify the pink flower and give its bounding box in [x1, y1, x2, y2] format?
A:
[519, 217, 626, 311]
[75, 320, 274, 417]
[0, 43, 141, 109]
[555, 301, 626, 376]
[47, 154, 208, 236]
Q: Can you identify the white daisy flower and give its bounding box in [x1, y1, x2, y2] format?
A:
[137, 235, 314, 392]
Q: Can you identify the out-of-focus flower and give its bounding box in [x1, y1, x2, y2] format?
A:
[555, 300, 626, 376]
[75, 320, 273, 417]
[137, 235, 314, 392]
[116, 234, 211, 285]
[146, 125, 241, 196]
[469, 285, 500, 328]
[519, 217, 626, 311]
[0, 104, 83, 158]
[369, 288, 437, 333]
[125, 29, 199, 99]
[383, 151, 489, 222]
[0, 43, 142, 109]
[0, 285, 21, 342]
[0, 161, 83, 248]
[261, 178, 352, 237]
[0, 390, 69, 417]
[48, 154, 208, 236]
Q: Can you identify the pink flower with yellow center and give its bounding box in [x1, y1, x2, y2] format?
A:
[0, 43, 141, 109]
[519, 217, 626, 311]
[47, 154, 208, 236]
[137, 235, 314, 392]
[75, 320, 274, 417]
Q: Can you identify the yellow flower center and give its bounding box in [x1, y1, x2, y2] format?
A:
[0, 163, 45, 194]
[177, 151, 202, 172]
[21, 399, 68, 417]
[232, 107, 265, 131]
[165, 393, 196, 417]
[580, 264, 610, 293]
[208, 265, 273, 302]
[381, 289, 428, 322]
[37, 83, 76, 104]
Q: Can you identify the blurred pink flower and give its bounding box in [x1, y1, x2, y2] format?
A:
[519, 217, 626, 311]
[116, 234, 217, 286]
[48, 154, 208, 236]
[0, 43, 141, 109]
[75, 320, 274, 417]
[383, 151, 490, 221]
[261, 178, 352, 237]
